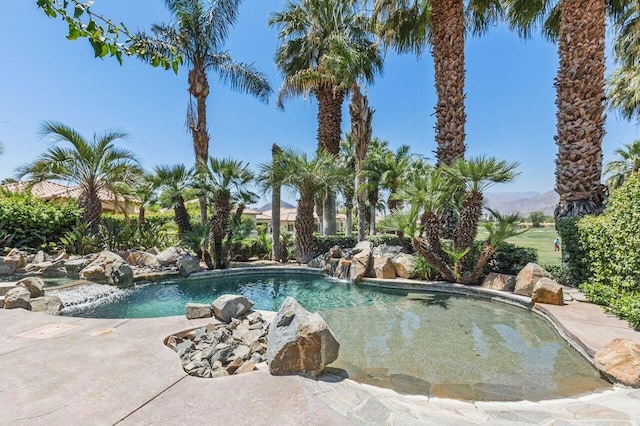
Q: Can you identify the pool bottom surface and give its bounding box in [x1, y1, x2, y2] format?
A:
[59, 274, 610, 401]
[322, 295, 609, 401]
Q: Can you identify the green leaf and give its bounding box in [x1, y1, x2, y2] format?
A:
[73, 5, 84, 19]
[172, 60, 179, 74]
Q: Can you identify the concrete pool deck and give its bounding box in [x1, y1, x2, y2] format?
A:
[1, 291, 640, 424]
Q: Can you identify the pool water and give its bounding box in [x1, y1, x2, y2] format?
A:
[59, 273, 609, 400]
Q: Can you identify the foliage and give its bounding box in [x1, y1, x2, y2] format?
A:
[487, 242, 538, 276]
[414, 256, 436, 281]
[36, 0, 181, 70]
[58, 221, 101, 255]
[312, 235, 359, 257]
[0, 190, 82, 249]
[556, 217, 589, 285]
[367, 234, 413, 252]
[604, 142, 640, 190]
[565, 173, 640, 328]
[98, 217, 176, 252]
[529, 211, 546, 227]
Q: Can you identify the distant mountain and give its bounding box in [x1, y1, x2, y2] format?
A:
[256, 200, 295, 212]
[484, 190, 558, 216]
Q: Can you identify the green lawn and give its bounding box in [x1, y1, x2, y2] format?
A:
[477, 226, 561, 267]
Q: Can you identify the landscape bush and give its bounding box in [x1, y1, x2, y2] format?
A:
[0, 190, 82, 249]
[568, 173, 640, 329]
[486, 242, 538, 276]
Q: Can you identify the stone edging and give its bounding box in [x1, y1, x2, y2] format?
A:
[189, 266, 324, 280]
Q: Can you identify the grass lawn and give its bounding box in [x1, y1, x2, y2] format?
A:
[477, 225, 561, 267]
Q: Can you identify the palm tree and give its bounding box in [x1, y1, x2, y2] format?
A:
[270, 0, 381, 235]
[503, 0, 629, 220]
[604, 140, 640, 190]
[363, 138, 390, 235]
[198, 157, 256, 269]
[257, 144, 285, 262]
[381, 144, 412, 212]
[137, 0, 271, 224]
[117, 172, 158, 225]
[272, 148, 349, 263]
[16, 121, 141, 229]
[339, 135, 356, 236]
[154, 164, 194, 239]
[374, 0, 502, 167]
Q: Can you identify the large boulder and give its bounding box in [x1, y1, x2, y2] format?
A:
[267, 297, 339, 376]
[185, 303, 213, 320]
[127, 250, 162, 269]
[33, 250, 49, 264]
[373, 256, 396, 279]
[372, 244, 402, 258]
[0, 256, 19, 276]
[328, 245, 342, 259]
[157, 247, 188, 266]
[514, 263, 553, 297]
[4, 287, 31, 310]
[6, 249, 26, 269]
[392, 253, 417, 279]
[30, 296, 63, 314]
[16, 277, 45, 298]
[532, 278, 564, 305]
[350, 242, 373, 282]
[63, 258, 93, 278]
[79, 251, 134, 288]
[481, 273, 516, 292]
[594, 339, 640, 388]
[0, 283, 16, 296]
[25, 260, 67, 277]
[307, 254, 326, 270]
[212, 294, 254, 323]
[177, 255, 201, 277]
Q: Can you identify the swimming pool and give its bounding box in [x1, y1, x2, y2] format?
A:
[58, 273, 609, 400]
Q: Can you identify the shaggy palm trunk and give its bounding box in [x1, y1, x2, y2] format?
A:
[295, 193, 316, 263]
[80, 190, 102, 231]
[138, 206, 146, 225]
[316, 85, 345, 235]
[188, 65, 211, 225]
[350, 85, 373, 242]
[554, 0, 607, 221]
[209, 193, 231, 269]
[271, 144, 282, 262]
[453, 191, 483, 276]
[414, 210, 456, 281]
[368, 189, 378, 235]
[463, 243, 495, 284]
[174, 199, 192, 239]
[432, 0, 466, 166]
[345, 198, 353, 236]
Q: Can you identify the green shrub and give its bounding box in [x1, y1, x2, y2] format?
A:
[487, 242, 538, 275]
[556, 217, 589, 285]
[572, 173, 640, 329]
[99, 213, 177, 251]
[0, 190, 82, 248]
[366, 234, 413, 252]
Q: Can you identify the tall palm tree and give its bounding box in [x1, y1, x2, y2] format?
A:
[198, 157, 256, 269]
[381, 144, 412, 212]
[17, 121, 141, 229]
[374, 0, 502, 166]
[363, 137, 390, 235]
[270, 0, 381, 235]
[503, 0, 629, 220]
[154, 164, 194, 239]
[339, 135, 356, 236]
[604, 140, 640, 190]
[137, 0, 271, 224]
[117, 172, 158, 225]
[272, 148, 349, 263]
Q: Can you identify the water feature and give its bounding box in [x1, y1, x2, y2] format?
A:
[56, 273, 609, 400]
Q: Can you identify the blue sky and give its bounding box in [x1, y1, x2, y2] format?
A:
[1, 0, 639, 196]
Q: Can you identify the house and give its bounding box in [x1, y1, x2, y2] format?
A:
[1, 181, 137, 214]
[255, 207, 347, 233]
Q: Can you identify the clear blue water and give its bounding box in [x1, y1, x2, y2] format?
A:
[61, 273, 403, 318]
[59, 273, 609, 400]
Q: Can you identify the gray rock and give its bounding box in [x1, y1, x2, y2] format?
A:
[0, 283, 17, 296]
[307, 254, 326, 269]
[34, 250, 49, 264]
[30, 296, 63, 314]
[481, 273, 516, 292]
[26, 260, 67, 277]
[16, 277, 45, 298]
[146, 247, 160, 255]
[63, 258, 92, 278]
[241, 329, 263, 346]
[185, 303, 212, 319]
[352, 241, 373, 255]
[391, 253, 417, 279]
[6, 248, 26, 268]
[126, 250, 161, 269]
[157, 247, 187, 265]
[266, 297, 340, 376]
[177, 255, 201, 277]
[80, 251, 134, 288]
[350, 244, 372, 282]
[212, 294, 254, 323]
[233, 344, 251, 361]
[4, 287, 31, 310]
[514, 263, 553, 297]
[0, 256, 19, 276]
[372, 244, 402, 258]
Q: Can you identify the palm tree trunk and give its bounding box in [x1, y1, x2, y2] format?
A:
[462, 243, 495, 285]
[554, 0, 607, 221]
[209, 193, 231, 269]
[174, 199, 192, 239]
[188, 66, 211, 224]
[350, 85, 373, 242]
[432, 0, 466, 167]
[81, 190, 103, 231]
[271, 143, 282, 261]
[295, 193, 316, 263]
[345, 198, 353, 236]
[138, 206, 146, 225]
[453, 191, 483, 272]
[316, 85, 345, 236]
